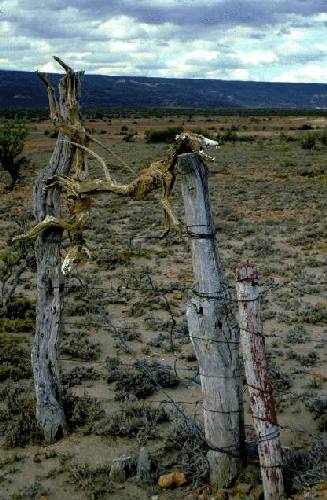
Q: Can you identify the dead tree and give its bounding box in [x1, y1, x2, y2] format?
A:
[178, 153, 243, 488]
[236, 264, 284, 500]
[32, 57, 87, 442]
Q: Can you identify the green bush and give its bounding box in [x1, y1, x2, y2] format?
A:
[219, 128, 238, 143]
[301, 133, 317, 150]
[0, 119, 29, 188]
[144, 126, 183, 143]
[69, 464, 113, 500]
[0, 383, 41, 448]
[298, 304, 327, 325]
[106, 357, 179, 399]
[0, 333, 32, 381]
[63, 392, 104, 431]
[298, 123, 313, 130]
[319, 128, 327, 145]
[94, 402, 167, 439]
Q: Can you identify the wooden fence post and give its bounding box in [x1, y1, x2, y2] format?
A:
[178, 153, 243, 488]
[32, 60, 85, 443]
[236, 264, 284, 500]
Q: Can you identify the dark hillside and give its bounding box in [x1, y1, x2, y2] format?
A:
[0, 69, 326, 109]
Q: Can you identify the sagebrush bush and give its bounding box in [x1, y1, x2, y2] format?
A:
[0, 118, 29, 189]
[62, 332, 101, 361]
[94, 402, 168, 440]
[0, 332, 32, 381]
[106, 357, 179, 399]
[165, 413, 209, 486]
[0, 382, 41, 448]
[144, 126, 183, 143]
[69, 464, 113, 500]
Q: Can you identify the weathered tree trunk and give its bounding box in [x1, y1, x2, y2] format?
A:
[178, 153, 243, 488]
[32, 62, 85, 443]
[236, 264, 284, 500]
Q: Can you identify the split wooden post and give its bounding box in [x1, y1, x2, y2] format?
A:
[33, 61, 85, 443]
[178, 153, 243, 488]
[236, 264, 284, 500]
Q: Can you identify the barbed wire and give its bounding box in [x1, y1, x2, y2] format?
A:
[61, 319, 326, 345]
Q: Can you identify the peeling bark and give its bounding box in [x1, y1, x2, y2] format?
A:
[178, 153, 243, 488]
[236, 264, 284, 500]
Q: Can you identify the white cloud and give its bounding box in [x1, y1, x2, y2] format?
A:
[0, 0, 325, 82]
[230, 68, 251, 80]
[97, 16, 145, 40]
[37, 61, 65, 73]
[235, 49, 279, 66]
[272, 63, 326, 83]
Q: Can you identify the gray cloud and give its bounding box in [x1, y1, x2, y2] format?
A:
[12, 0, 325, 38]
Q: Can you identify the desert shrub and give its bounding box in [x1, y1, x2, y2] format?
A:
[144, 126, 183, 143]
[308, 372, 327, 389]
[191, 127, 214, 137]
[299, 165, 325, 178]
[148, 332, 176, 353]
[69, 464, 113, 500]
[300, 129, 326, 149]
[0, 382, 42, 448]
[165, 413, 209, 486]
[284, 438, 327, 492]
[63, 392, 104, 432]
[105, 358, 179, 399]
[96, 246, 150, 269]
[62, 332, 101, 361]
[0, 332, 32, 381]
[247, 237, 275, 258]
[0, 316, 35, 334]
[4, 298, 36, 321]
[298, 123, 313, 130]
[287, 349, 317, 366]
[0, 118, 29, 189]
[286, 325, 308, 344]
[218, 128, 238, 143]
[298, 304, 327, 325]
[319, 128, 327, 145]
[10, 480, 48, 500]
[94, 402, 168, 440]
[0, 241, 36, 318]
[301, 133, 317, 150]
[317, 414, 327, 431]
[268, 361, 292, 393]
[122, 133, 135, 142]
[289, 226, 325, 249]
[61, 366, 100, 387]
[113, 326, 141, 342]
[0, 213, 36, 317]
[304, 395, 327, 419]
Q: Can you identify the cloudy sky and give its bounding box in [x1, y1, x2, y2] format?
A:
[0, 0, 326, 82]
